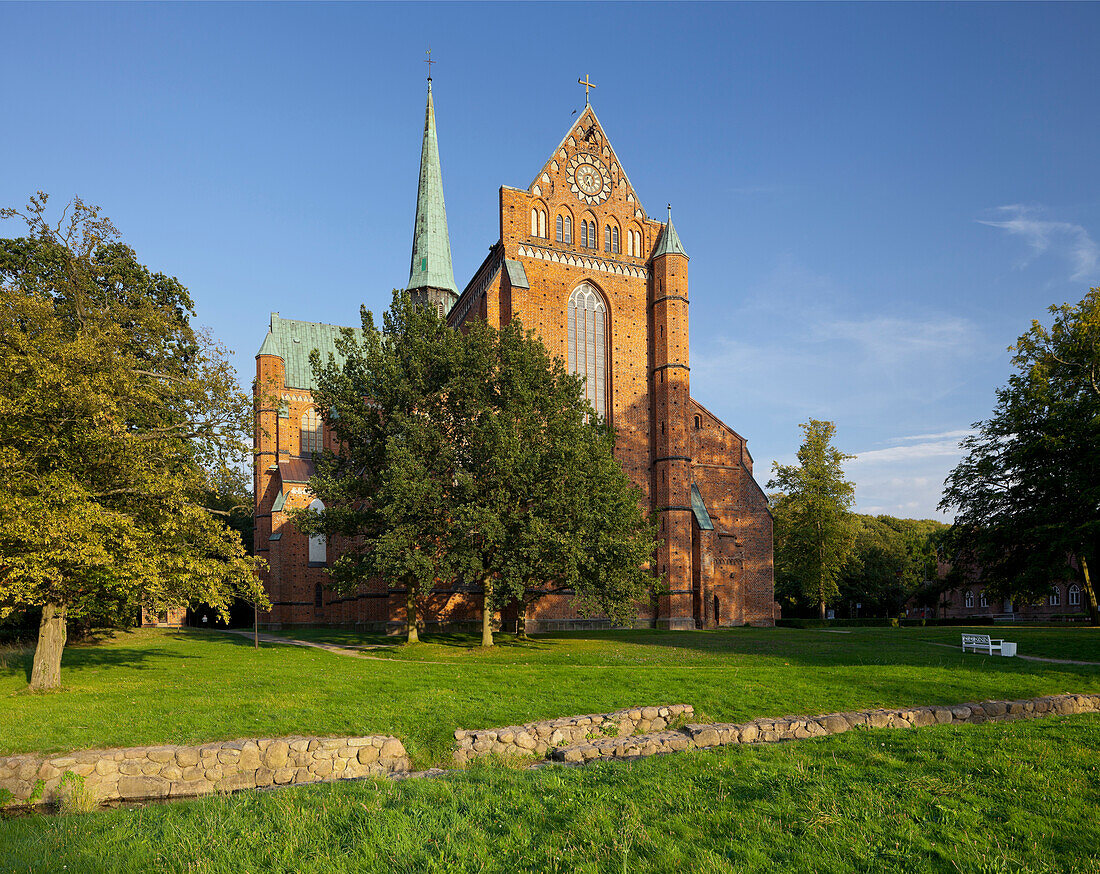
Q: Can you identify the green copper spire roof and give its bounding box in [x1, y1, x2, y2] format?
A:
[406, 81, 458, 296]
[652, 205, 688, 259]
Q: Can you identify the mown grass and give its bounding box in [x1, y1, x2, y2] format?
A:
[3, 715, 1099, 873]
[1, 626, 1098, 769]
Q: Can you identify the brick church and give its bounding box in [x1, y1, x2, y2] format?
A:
[253, 78, 775, 632]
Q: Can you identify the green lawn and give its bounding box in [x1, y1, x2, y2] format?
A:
[1, 626, 1098, 769]
[3, 715, 1099, 873]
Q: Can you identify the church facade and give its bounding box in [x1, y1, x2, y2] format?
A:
[253, 81, 775, 631]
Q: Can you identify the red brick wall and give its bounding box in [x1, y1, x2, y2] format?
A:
[253, 106, 774, 630]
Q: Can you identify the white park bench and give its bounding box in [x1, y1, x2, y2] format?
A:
[961, 633, 1017, 657]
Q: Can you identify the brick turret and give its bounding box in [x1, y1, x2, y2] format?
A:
[649, 212, 693, 629]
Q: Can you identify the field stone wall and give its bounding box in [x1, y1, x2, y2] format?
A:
[454, 704, 694, 763]
[0, 734, 408, 808]
[550, 693, 1100, 762]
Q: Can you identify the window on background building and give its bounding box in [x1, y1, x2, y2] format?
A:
[567, 282, 608, 419]
[1049, 587, 1061, 606]
[314, 582, 323, 608]
[979, 591, 988, 608]
[307, 498, 326, 564]
[1069, 584, 1082, 606]
[300, 408, 322, 455]
[965, 590, 974, 608]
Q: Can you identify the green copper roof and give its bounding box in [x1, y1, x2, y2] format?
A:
[503, 259, 529, 289]
[652, 216, 688, 259]
[691, 483, 714, 531]
[407, 82, 458, 296]
[255, 312, 362, 391]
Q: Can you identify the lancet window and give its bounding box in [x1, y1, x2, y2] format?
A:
[567, 282, 608, 419]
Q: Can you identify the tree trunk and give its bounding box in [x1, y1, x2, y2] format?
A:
[1081, 554, 1099, 626]
[29, 602, 67, 692]
[517, 601, 528, 640]
[406, 588, 420, 644]
[818, 599, 826, 620]
[481, 577, 494, 647]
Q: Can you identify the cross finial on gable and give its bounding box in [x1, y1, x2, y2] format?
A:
[578, 74, 596, 105]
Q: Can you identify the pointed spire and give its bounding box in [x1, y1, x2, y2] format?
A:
[652, 203, 688, 259]
[407, 79, 458, 307]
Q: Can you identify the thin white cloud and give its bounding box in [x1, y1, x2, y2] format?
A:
[978, 204, 1098, 281]
[850, 438, 968, 465]
[894, 429, 975, 443]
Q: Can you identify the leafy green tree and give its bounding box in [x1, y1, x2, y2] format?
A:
[296, 292, 658, 646]
[941, 288, 1100, 624]
[839, 515, 948, 616]
[768, 420, 856, 619]
[0, 194, 267, 690]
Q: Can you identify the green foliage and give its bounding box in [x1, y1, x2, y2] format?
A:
[839, 515, 950, 616]
[0, 194, 267, 687]
[941, 287, 1100, 622]
[57, 770, 97, 814]
[296, 291, 658, 645]
[769, 420, 857, 617]
[3, 716, 1100, 872]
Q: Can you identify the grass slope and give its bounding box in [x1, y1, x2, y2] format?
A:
[1, 626, 1098, 768]
[3, 716, 1099, 873]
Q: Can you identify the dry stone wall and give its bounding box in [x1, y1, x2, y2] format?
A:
[4, 694, 1097, 809]
[453, 704, 694, 763]
[550, 693, 1100, 762]
[0, 734, 408, 808]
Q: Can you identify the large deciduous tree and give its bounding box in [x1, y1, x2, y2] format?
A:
[0, 194, 267, 690]
[296, 292, 658, 646]
[940, 288, 1100, 624]
[768, 419, 856, 619]
[838, 515, 948, 617]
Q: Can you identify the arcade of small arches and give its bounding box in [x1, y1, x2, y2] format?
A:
[529, 206, 643, 258]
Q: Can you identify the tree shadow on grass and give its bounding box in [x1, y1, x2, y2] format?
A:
[530, 627, 1100, 676]
[2, 644, 188, 683]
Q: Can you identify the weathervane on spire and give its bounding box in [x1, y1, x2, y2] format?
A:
[425, 47, 434, 82]
[578, 74, 596, 105]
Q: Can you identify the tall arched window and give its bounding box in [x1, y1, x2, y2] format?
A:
[567, 282, 608, 418]
[589, 222, 597, 249]
[556, 214, 563, 242]
[307, 498, 326, 564]
[611, 226, 620, 253]
[539, 209, 547, 238]
[1069, 584, 1082, 606]
[604, 225, 612, 252]
[964, 590, 974, 608]
[531, 208, 538, 236]
[563, 214, 572, 244]
[300, 408, 322, 455]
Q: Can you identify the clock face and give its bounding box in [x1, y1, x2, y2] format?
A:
[576, 164, 602, 195]
[567, 154, 612, 205]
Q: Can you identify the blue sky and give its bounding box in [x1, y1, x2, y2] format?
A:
[3, 2, 1098, 520]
